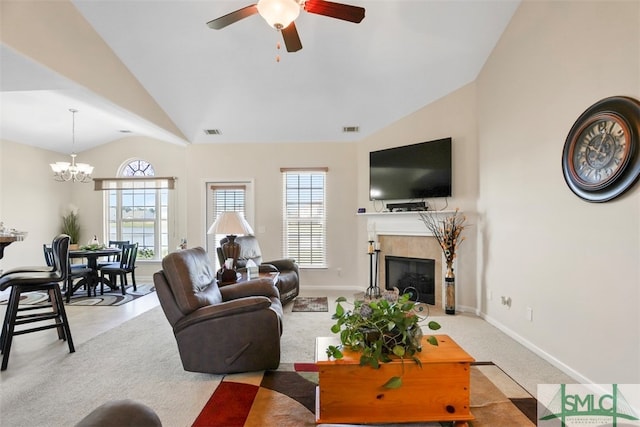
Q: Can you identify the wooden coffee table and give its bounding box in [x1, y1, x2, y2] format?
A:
[315, 335, 475, 425]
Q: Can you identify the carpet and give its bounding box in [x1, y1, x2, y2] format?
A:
[192, 362, 537, 427]
[292, 296, 328, 312]
[0, 283, 155, 306]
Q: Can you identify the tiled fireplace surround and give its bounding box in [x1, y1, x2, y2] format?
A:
[366, 211, 455, 309]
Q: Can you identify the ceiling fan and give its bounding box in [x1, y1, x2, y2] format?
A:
[206, 0, 365, 53]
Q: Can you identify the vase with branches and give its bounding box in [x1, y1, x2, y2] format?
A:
[418, 209, 467, 314]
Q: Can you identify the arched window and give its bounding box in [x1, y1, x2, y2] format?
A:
[122, 159, 155, 177]
[105, 159, 168, 260]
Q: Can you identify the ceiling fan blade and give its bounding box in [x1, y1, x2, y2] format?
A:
[281, 22, 303, 52]
[206, 4, 259, 30]
[304, 0, 365, 23]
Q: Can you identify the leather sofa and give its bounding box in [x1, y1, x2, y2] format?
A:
[75, 400, 161, 427]
[219, 235, 299, 305]
[153, 247, 282, 374]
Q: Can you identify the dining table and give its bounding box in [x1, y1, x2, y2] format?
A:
[69, 247, 121, 297]
[0, 232, 27, 260]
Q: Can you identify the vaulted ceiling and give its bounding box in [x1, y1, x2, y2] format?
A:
[0, 0, 520, 155]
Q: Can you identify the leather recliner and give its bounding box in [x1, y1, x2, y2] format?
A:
[153, 247, 282, 374]
[218, 235, 300, 305]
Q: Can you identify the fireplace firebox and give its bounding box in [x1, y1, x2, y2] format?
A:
[385, 255, 435, 305]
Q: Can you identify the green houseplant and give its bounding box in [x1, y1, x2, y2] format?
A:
[326, 292, 441, 388]
[60, 205, 81, 247]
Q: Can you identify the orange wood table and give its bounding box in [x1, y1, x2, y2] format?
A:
[315, 335, 475, 425]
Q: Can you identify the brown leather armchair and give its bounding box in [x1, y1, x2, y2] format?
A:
[153, 247, 282, 374]
[218, 235, 300, 305]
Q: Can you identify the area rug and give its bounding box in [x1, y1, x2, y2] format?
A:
[0, 284, 155, 306]
[292, 296, 328, 312]
[192, 362, 537, 427]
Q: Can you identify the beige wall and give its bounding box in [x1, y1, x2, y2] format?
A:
[0, 137, 360, 288]
[0, 137, 187, 279]
[73, 136, 189, 279]
[353, 0, 639, 384]
[356, 83, 479, 309]
[185, 142, 359, 289]
[0, 140, 71, 269]
[476, 1, 639, 383]
[1, 0, 638, 386]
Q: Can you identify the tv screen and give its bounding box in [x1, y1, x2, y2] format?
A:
[369, 137, 452, 201]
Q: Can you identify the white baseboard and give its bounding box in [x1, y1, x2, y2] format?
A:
[480, 312, 593, 384]
[280, 285, 594, 384]
[300, 285, 365, 293]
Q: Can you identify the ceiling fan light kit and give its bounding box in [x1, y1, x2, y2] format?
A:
[257, 0, 301, 30]
[207, 0, 365, 53]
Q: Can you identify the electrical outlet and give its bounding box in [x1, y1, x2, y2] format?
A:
[337, 267, 342, 277]
[526, 307, 533, 321]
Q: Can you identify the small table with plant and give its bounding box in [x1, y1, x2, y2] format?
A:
[317, 293, 475, 425]
[316, 335, 474, 425]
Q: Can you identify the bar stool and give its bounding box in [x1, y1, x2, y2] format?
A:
[0, 234, 74, 370]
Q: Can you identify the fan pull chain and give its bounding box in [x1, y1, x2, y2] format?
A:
[276, 41, 281, 63]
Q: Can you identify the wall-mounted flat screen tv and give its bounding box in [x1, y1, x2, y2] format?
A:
[369, 137, 452, 201]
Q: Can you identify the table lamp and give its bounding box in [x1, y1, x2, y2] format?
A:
[207, 211, 254, 269]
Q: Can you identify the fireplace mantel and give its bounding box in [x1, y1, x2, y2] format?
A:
[360, 210, 461, 309]
[359, 210, 458, 237]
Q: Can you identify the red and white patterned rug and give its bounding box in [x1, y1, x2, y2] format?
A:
[192, 362, 537, 426]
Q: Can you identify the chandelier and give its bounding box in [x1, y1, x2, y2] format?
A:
[50, 109, 94, 183]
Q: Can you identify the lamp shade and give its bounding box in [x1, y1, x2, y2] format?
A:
[257, 0, 300, 29]
[207, 211, 254, 236]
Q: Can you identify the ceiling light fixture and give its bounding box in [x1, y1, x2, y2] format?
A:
[50, 109, 94, 183]
[257, 0, 300, 30]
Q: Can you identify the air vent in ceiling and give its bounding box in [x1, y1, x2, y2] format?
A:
[342, 126, 359, 133]
[204, 129, 222, 135]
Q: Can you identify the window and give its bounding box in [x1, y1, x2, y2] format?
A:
[105, 160, 169, 260]
[211, 185, 246, 219]
[206, 183, 252, 269]
[282, 168, 327, 268]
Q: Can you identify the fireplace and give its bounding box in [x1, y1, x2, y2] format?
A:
[385, 256, 435, 304]
[365, 210, 462, 309]
[376, 232, 445, 309]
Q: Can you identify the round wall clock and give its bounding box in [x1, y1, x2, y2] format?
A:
[562, 96, 640, 202]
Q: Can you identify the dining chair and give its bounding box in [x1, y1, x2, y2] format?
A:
[100, 242, 138, 295]
[98, 240, 129, 267]
[0, 234, 75, 370]
[97, 240, 130, 288]
[44, 244, 93, 301]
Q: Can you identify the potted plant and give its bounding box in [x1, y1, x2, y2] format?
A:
[326, 291, 441, 388]
[61, 205, 81, 249]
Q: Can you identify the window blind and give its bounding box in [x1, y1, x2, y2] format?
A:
[281, 169, 327, 268]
